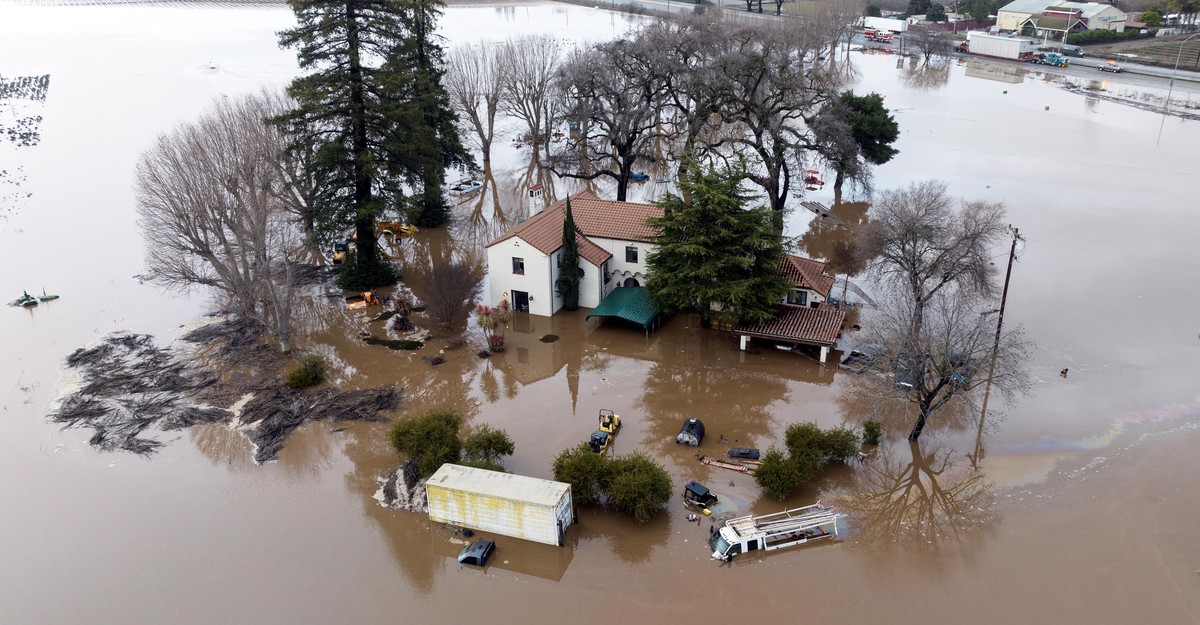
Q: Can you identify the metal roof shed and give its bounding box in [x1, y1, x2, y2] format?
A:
[426, 464, 575, 546]
[586, 286, 662, 333]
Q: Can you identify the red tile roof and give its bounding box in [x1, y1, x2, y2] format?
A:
[486, 191, 661, 267]
[780, 254, 834, 298]
[734, 304, 845, 347]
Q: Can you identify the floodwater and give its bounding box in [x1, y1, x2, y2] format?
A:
[2, 3, 1200, 624]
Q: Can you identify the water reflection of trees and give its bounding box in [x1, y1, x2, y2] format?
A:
[837, 439, 997, 553]
[900, 60, 951, 91]
[795, 199, 870, 262]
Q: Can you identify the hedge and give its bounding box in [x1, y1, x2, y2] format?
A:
[1066, 29, 1157, 45]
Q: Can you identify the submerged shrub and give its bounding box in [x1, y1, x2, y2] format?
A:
[863, 420, 883, 446]
[285, 354, 326, 389]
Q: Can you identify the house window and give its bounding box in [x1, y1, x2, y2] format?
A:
[512, 257, 525, 275]
[626, 246, 638, 263]
[787, 289, 808, 306]
[602, 261, 611, 283]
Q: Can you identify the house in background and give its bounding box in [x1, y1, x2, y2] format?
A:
[997, 0, 1126, 33]
[485, 191, 661, 317]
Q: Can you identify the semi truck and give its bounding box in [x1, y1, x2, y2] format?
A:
[963, 32, 1037, 62]
[709, 502, 845, 561]
[426, 464, 575, 546]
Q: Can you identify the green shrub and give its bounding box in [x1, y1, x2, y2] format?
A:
[783, 422, 823, 457]
[389, 409, 462, 477]
[285, 354, 326, 389]
[754, 448, 806, 500]
[1066, 28, 1157, 45]
[605, 453, 673, 523]
[863, 420, 884, 445]
[463, 425, 515, 471]
[337, 255, 399, 291]
[820, 426, 861, 460]
[552, 443, 611, 505]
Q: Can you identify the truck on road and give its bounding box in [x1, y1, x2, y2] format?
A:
[1030, 51, 1069, 67]
[863, 16, 908, 34]
[708, 502, 845, 561]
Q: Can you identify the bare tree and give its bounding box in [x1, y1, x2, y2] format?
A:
[421, 258, 483, 330]
[500, 35, 565, 159]
[552, 36, 669, 201]
[855, 287, 1030, 440]
[716, 23, 837, 216]
[258, 89, 325, 261]
[813, 0, 867, 58]
[861, 180, 1007, 339]
[136, 94, 304, 351]
[909, 25, 953, 64]
[445, 42, 506, 164]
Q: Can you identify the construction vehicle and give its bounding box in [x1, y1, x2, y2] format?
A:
[708, 502, 845, 561]
[1030, 52, 1069, 67]
[588, 409, 622, 455]
[683, 480, 719, 510]
[378, 221, 418, 238]
[331, 240, 353, 265]
[346, 290, 382, 310]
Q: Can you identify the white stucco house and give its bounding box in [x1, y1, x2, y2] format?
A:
[484, 190, 661, 317]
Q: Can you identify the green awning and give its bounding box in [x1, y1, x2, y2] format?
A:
[586, 287, 661, 331]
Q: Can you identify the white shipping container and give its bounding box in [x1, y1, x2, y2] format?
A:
[966, 32, 1036, 59]
[426, 464, 574, 547]
[863, 16, 908, 32]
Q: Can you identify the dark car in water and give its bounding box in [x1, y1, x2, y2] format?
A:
[727, 447, 760, 460]
[838, 344, 887, 374]
[457, 539, 495, 567]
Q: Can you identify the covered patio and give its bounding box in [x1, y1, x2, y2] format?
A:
[734, 304, 846, 363]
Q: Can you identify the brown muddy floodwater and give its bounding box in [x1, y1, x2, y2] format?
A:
[2, 4, 1199, 624]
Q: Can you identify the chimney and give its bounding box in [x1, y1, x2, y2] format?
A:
[528, 184, 545, 216]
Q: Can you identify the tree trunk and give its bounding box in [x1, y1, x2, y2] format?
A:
[834, 167, 846, 190]
[908, 408, 929, 441]
[345, 2, 376, 265]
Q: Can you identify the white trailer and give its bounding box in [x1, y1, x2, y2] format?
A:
[863, 16, 908, 33]
[965, 32, 1036, 60]
[708, 502, 845, 561]
[426, 464, 574, 546]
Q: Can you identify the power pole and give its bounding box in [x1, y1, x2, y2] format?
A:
[972, 225, 1024, 469]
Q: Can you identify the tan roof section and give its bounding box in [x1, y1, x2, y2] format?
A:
[486, 191, 661, 267]
[735, 304, 845, 347]
[781, 254, 834, 298]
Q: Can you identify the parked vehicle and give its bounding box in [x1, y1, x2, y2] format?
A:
[838, 344, 886, 374]
[449, 179, 482, 195]
[676, 418, 705, 446]
[708, 502, 845, 561]
[683, 480, 719, 509]
[378, 221, 418, 238]
[457, 539, 496, 566]
[1060, 43, 1084, 57]
[728, 447, 760, 460]
[1099, 60, 1123, 73]
[331, 240, 352, 265]
[426, 464, 575, 546]
[589, 409, 622, 455]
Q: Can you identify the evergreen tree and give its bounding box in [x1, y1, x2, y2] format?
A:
[556, 198, 581, 311]
[644, 163, 789, 326]
[276, 0, 466, 287]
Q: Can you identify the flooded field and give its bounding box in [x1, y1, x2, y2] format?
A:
[1, 3, 1199, 624]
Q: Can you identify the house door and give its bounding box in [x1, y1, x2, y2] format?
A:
[512, 290, 529, 312]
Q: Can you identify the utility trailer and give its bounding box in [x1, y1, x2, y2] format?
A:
[708, 502, 845, 561]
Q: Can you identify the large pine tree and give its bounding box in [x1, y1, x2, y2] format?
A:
[276, 0, 466, 287]
[556, 198, 581, 311]
[645, 163, 789, 325]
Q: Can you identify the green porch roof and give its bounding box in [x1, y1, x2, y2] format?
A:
[586, 287, 661, 330]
